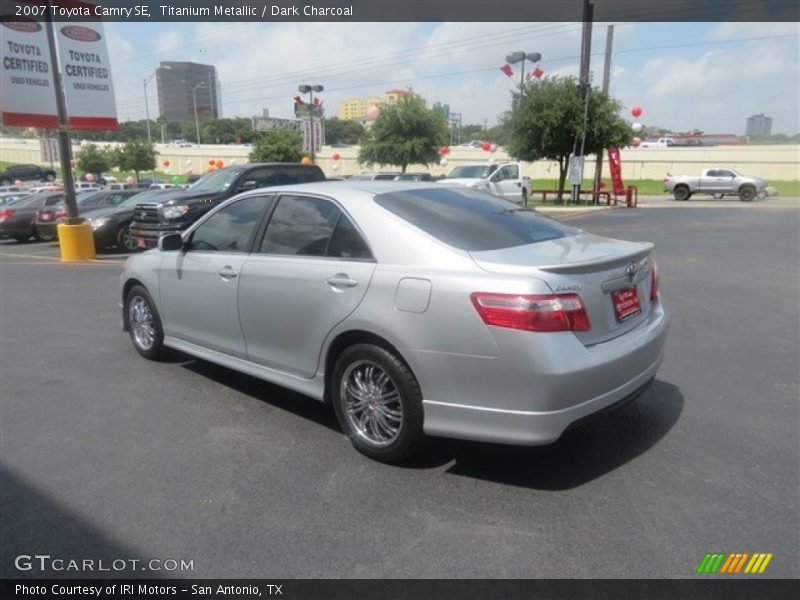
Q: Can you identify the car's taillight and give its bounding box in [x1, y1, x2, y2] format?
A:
[0, 209, 14, 220]
[470, 292, 591, 332]
[54, 209, 67, 219]
[650, 260, 659, 303]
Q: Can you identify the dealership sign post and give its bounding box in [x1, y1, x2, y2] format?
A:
[1, 1, 118, 259]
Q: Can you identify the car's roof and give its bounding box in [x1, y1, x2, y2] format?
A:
[251, 180, 440, 197]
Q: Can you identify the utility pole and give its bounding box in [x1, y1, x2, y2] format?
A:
[44, 0, 77, 220]
[570, 0, 593, 204]
[592, 25, 614, 204]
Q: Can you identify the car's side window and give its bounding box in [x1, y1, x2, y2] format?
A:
[327, 214, 373, 260]
[718, 170, 735, 178]
[505, 165, 519, 179]
[189, 195, 267, 253]
[260, 195, 341, 257]
[706, 170, 719, 177]
[45, 196, 63, 206]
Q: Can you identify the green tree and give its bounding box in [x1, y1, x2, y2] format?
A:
[358, 96, 448, 173]
[201, 117, 255, 145]
[249, 130, 304, 163]
[112, 141, 157, 179]
[324, 117, 365, 145]
[503, 76, 631, 200]
[75, 143, 112, 176]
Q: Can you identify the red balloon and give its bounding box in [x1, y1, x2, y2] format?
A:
[209, 159, 215, 166]
[439, 146, 450, 155]
[599, 181, 606, 189]
[332, 152, 341, 161]
[162, 160, 170, 167]
[481, 141, 491, 152]
[631, 106, 643, 118]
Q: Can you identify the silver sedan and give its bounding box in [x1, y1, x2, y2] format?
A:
[120, 182, 669, 462]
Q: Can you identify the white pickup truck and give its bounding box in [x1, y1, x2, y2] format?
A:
[664, 168, 768, 201]
[437, 162, 532, 205]
[639, 137, 676, 148]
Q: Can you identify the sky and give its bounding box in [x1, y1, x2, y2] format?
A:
[105, 21, 800, 135]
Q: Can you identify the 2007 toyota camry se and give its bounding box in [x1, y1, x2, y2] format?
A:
[120, 182, 669, 462]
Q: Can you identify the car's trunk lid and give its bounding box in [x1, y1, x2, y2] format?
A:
[470, 233, 657, 345]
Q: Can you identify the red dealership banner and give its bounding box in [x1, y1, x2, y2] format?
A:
[607, 146, 625, 196]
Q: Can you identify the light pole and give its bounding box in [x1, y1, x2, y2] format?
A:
[506, 51, 541, 98]
[183, 80, 206, 144]
[143, 65, 170, 144]
[298, 84, 323, 163]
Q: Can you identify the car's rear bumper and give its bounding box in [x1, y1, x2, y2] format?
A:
[417, 302, 670, 445]
[34, 221, 57, 237]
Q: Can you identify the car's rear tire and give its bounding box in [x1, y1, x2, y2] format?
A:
[125, 285, 167, 360]
[739, 185, 756, 202]
[34, 225, 56, 242]
[117, 224, 138, 252]
[331, 343, 426, 463]
[673, 185, 690, 201]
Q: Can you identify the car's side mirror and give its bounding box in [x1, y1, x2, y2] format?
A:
[158, 233, 184, 252]
[238, 180, 257, 192]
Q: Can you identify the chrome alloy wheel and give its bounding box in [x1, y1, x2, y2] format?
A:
[129, 296, 156, 350]
[340, 360, 404, 447]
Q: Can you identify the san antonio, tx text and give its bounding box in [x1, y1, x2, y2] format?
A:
[15, 584, 280, 596]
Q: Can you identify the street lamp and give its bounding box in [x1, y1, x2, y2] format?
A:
[298, 84, 323, 163]
[505, 51, 541, 95]
[183, 80, 206, 144]
[143, 65, 170, 144]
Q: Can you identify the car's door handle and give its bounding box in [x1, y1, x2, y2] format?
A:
[326, 274, 358, 289]
[219, 265, 238, 280]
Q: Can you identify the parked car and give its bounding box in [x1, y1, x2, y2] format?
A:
[394, 173, 434, 182]
[86, 189, 171, 252]
[120, 182, 669, 462]
[130, 163, 326, 249]
[349, 172, 401, 181]
[664, 168, 767, 201]
[148, 183, 176, 190]
[0, 191, 31, 206]
[0, 185, 25, 193]
[35, 189, 142, 240]
[74, 181, 103, 193]
[438, 162, 531, 204]
[0, 191, 65, 242]
[638, 137, 676, 148]
[0, 164, 57, 186]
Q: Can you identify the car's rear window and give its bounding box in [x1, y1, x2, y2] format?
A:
[374, 187, 578, 251]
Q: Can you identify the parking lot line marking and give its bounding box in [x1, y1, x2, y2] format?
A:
[0, 252, 124, 265]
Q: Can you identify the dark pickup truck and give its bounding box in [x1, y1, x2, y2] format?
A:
[129, 163, 326, 249]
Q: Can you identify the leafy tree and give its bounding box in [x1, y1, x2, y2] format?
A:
[201, 117, 255, 145]
[503, 76, 631, 200]
[249, 130, 304, 163]
[112, 141, 157, 179]
[358, 96, 448, 173]
[324, 117, 365, 145]
[75, 143, 112, 176]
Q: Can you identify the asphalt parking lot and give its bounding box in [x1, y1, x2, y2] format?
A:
[1, 196, 798, 579]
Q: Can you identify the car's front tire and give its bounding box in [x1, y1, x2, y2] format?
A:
[117, 223, 138, 252]
[331, 343, 426, 463]
[125, 284, 167, 360]
[739, 185, 756, 202]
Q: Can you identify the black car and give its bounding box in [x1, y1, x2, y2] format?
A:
[35, 189, 142, 241]
[130, 163, 326, 249]
[0, 192, 65, 242]
[0, 164, 57, 186]
[85, 189, 174, 252]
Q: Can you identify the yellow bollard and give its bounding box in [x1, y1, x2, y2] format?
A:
[57, 221, 96, 261]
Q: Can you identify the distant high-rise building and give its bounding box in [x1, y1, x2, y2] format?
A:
[745, 113, 772, 137]
[338, 89, 424, 121]
[156, 61, 221, 124]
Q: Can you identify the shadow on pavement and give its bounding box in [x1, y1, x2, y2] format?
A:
[180, 359, 341, 433]
[428, 380, 684, 490]
[0, 465, 158, 579]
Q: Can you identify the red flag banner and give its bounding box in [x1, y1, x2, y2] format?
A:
[528, 66, 544, 79]
[500, 64, 514, 78]
[607, 146, 626, 196]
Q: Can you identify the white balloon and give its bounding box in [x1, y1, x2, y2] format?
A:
[439, 157, 448, 166]
[632, 122, 643, 132]
[332, 163, 339, 171]
[185, 159, 192, 166]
